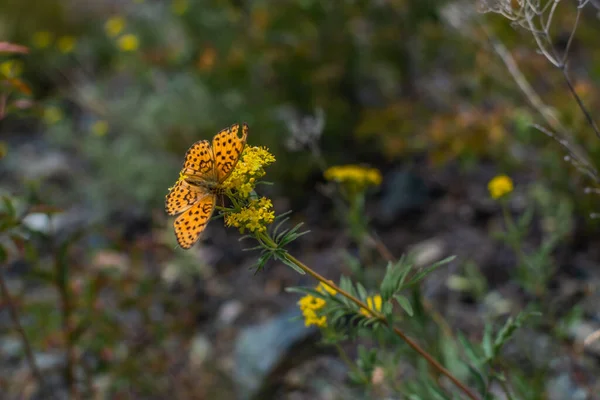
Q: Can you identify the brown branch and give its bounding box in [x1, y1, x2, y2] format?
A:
[267, 242, 480, 400]
[0, 269, 53, 397]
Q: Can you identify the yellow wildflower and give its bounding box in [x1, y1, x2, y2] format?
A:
[224, 197, 275, 234]
[298, 282, 336, 328]
[172, 0, 189, 15]
[298, 295, 326, 310]
[488, 175, 513, 199]
[0, 60, 23, 78]
[105, 16, 126, 37]
[222, 146, 276, 197]
[324, 165, 382, 188]
[316, 281, 337, 296]
[360, 294, 382, 317]
[91, 120, 109, 137]
[32, 31, 53, 49]
[301, 308, 327, 328]
[43, 106, 63, 125]
[57, 36, 76, 54]
[117, 34, 139, 52]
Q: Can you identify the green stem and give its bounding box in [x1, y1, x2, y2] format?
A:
[260, 234, 480, 400]
[333, 343, 368, 384]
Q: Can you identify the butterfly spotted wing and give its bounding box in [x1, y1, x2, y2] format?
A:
[180, 139, 217, 181]
[172, 193, 216, 249]
[165, 179, 206, 216]
[212, 123, 248, 182]
[166, 123, 248, 249]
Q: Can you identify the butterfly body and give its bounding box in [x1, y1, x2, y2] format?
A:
[165, 123, 248, 249]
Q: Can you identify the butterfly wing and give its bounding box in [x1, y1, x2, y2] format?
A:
[212, 122, 248, 182]
[173, 194, 216, 249]
[181, 139, 217, 181]
[165, 179, 207, 216]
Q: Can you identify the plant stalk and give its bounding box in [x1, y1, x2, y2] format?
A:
[261, 234, 479, 400]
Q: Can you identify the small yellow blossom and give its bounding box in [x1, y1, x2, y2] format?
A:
[105, 16, 126, 37]
[32, 31, 53, 49]
[298, 295, 326, 310]
[172, 0, 189, 15]
[91, 120, 109, 136]
[316, 281, 337, 296]
[0, 60, 23, 78]
[57, 36, 77, 54]
[222, 146, 276, 197]
[43, 106, 63, 125]
[224, 197, 275, 234]
[488, 175, 513, 199]
[117, 34, 139, 52]
[360, 294, 382, 317]
[324, 165, 382, 189]
[298, 282, 337, 328]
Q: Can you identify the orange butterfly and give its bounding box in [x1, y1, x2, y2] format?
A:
[166, 123, 248, 249]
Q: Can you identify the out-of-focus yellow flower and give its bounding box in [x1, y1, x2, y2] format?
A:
[324, 165, 382, 188]
[32, 31, 53, 49]
[172, 0, 189, 15]
[43, 106, 63, 125]
[298, 294, 326, 311]
[105, 16, 126, 37]
[298, 282, 337, 328]
[57, 36, 77, 54]
[0, 60, 23, 78]
[360, 294, 382, 317]
[197, 47, 217, 71]
[224, 197, 275, 234]
[91, 120, 109, 136]
[488, 175, 513, 199]
[222, 146, 276, 197]
[117, 34, 139, 52]
[316, 281, 337, 296]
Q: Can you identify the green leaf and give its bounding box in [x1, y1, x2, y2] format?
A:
[356, 282, 368, 301]
[1, 196, 16, 217]
[279, 256, 306, 275]
[482, 322, 493, 360]
[405, 255, 456, 287]
[457, 331, 482, 365]
[466, 363, 487, 395]
[394, 294, 413, 316]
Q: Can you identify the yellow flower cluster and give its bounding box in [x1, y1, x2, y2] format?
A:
[30, 32, 77, 53]
[224, 197, 275, 234]
[359, 295, 382, 317]
[324, 165, 382, 188]
[222, 146, 276, 198]
[297, 281, 337, 328]
[104, 16, 139, 52]
[488, 175, 513, 199]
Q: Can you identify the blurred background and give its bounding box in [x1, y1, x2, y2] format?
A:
[2, 0, 600, 399]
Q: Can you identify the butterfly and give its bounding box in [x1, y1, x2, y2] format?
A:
[165, 123, 248, 249]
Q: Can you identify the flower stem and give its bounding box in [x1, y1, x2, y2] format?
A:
[262, 233, 479, 400]
[0, 268, 55, 399]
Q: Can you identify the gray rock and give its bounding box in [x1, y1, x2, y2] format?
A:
[233, 307, 321, 400]
[547, 373, 589, 400]
[374, 168, 429, 226]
